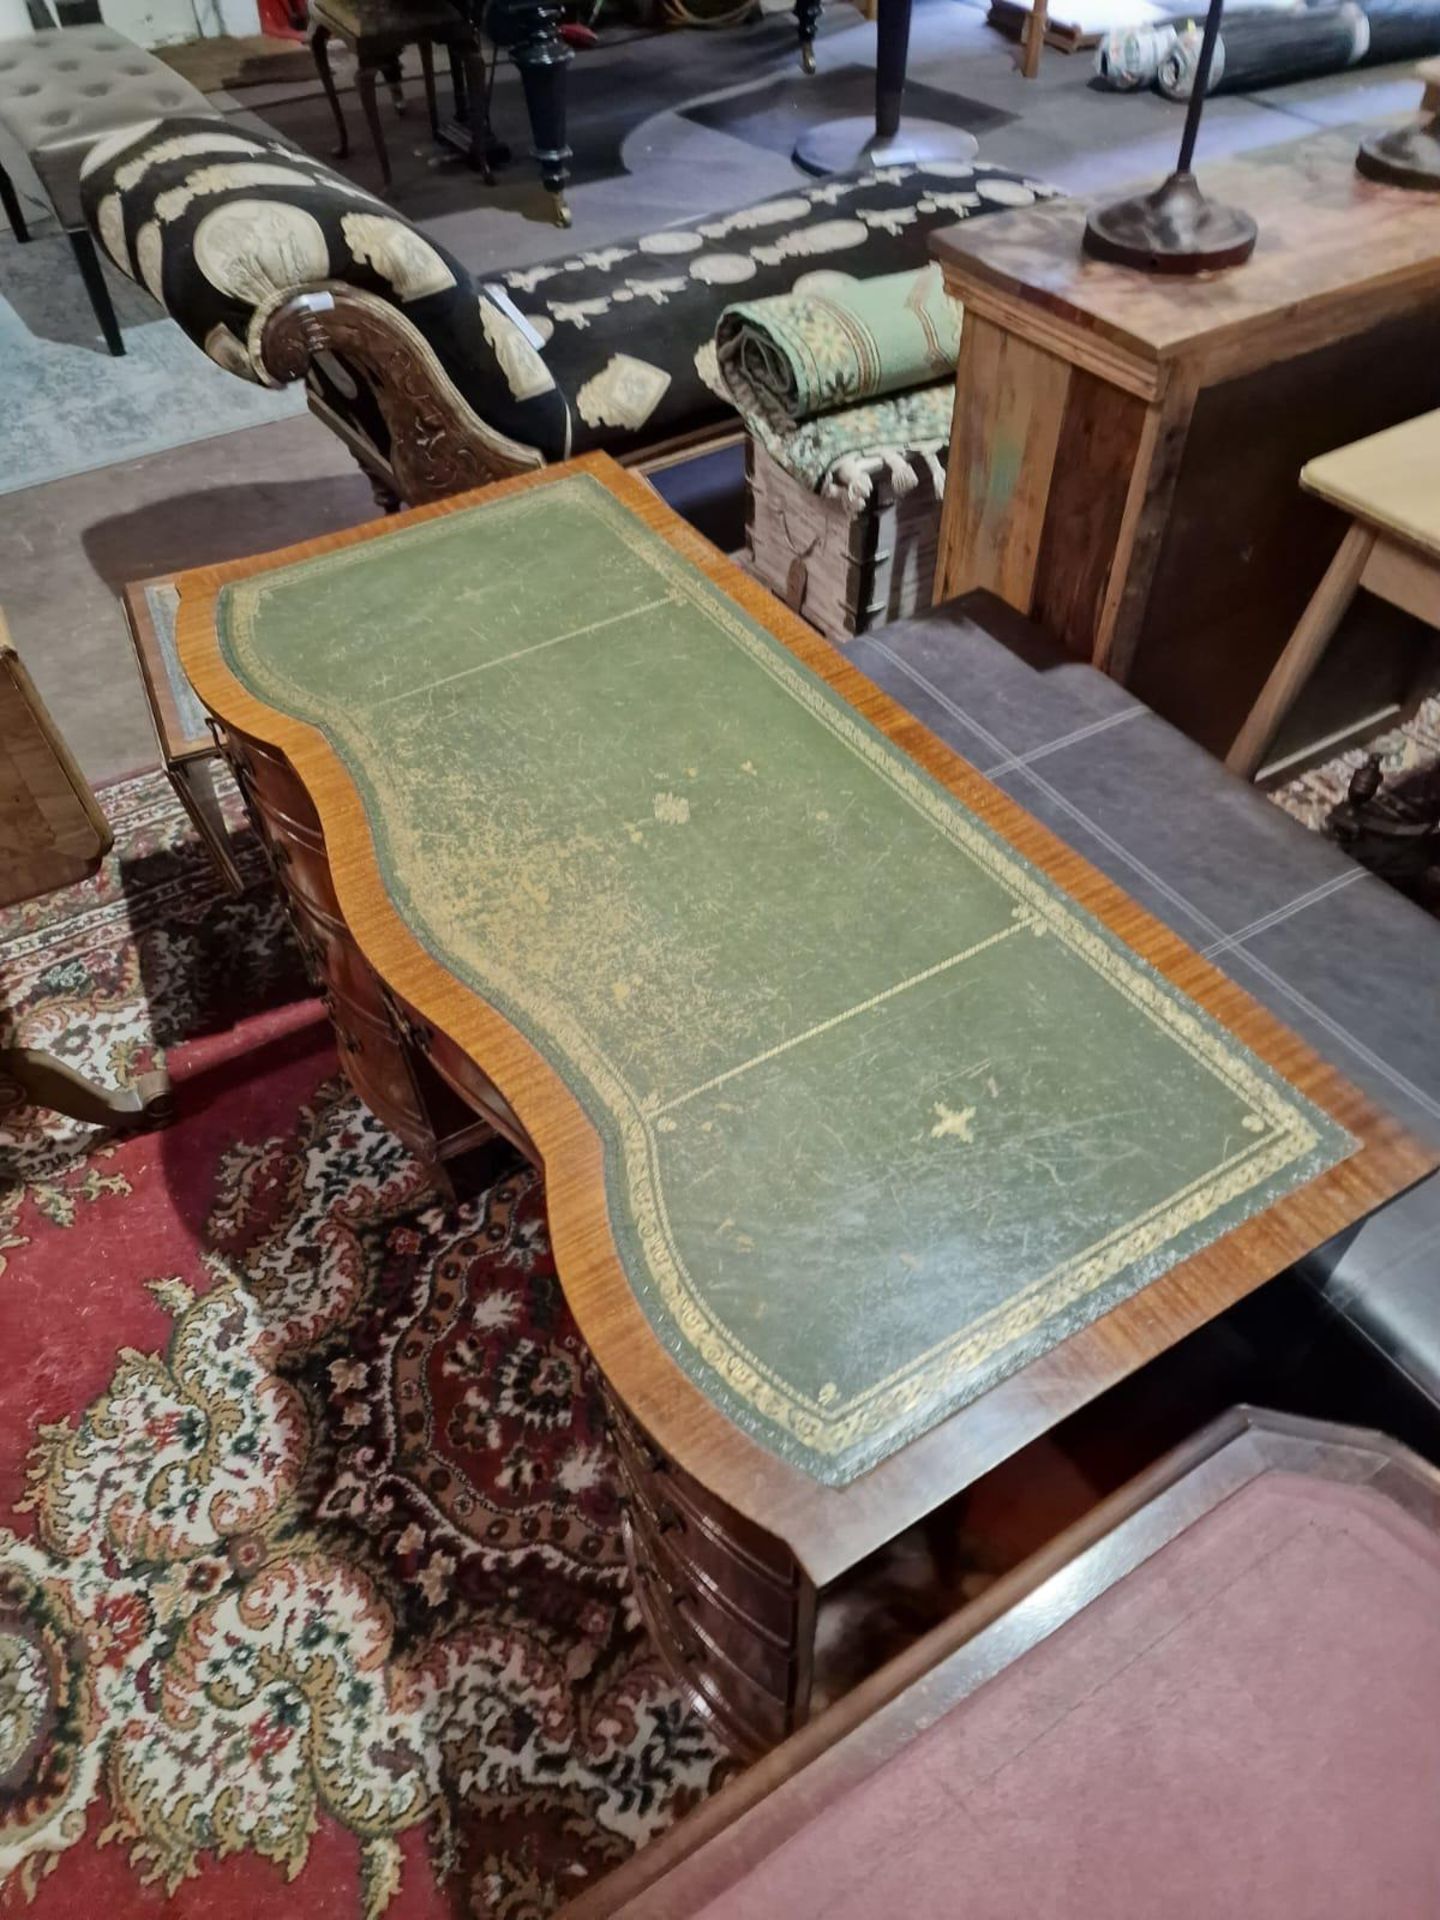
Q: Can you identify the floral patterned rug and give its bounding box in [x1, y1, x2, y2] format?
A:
[0, 772, 722, 1918]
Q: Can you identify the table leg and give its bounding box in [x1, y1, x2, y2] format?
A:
[510, 0, 573, 226]
[1022, 0, 1048, 78]
[795, 0, 821, 73]
[356, 62, 393, 185]
[171, 757, 246, 896]
[1225, 522, 1375, 780]
[420, 38, 440, 137]
[382, 53, 405, 113]
[312, 24, 349, 159]
[875, 0, 912, 139]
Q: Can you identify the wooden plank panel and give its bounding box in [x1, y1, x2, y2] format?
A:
[934, 316, 1071, 613]
[1031, 368, 1148, 658]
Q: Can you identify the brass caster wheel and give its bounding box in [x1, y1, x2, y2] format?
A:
[551, 191, 572, 228]
[800, 39, 816, 72]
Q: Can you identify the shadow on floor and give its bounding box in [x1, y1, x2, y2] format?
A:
[80, 471, 379, 596]
[0, 228, 160, 353]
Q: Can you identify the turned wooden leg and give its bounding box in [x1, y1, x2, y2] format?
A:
[356, 62, 393, 185]
[510, 0, 573, 225]
[795, 0, 822, 71]
[1226, 521, 1375, 780]
[0, 1048, 173, 1130]
[312, 24, 349, 159]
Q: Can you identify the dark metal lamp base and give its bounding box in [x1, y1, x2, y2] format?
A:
[1356, 119, 1440, 192]
[1082, 168, 1257, 274]
[794, 115, 978, 177]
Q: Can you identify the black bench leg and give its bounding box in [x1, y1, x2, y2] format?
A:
[68, 227, 124, 356]
[0, 162, 30, 242]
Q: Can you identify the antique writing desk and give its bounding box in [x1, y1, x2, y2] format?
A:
[931, 126, 1440, 765]
[174, 456, 1431, 1756]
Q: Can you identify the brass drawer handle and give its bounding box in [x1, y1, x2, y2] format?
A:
[657, 1501, 685, 1537]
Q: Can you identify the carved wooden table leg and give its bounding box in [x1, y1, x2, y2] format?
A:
[312, 23, 349, 159]
[795, 0, 822, 72]
[0, 1049, 174, 1130]
[356, 61, 392, 185]
[508, 0, 574, 226]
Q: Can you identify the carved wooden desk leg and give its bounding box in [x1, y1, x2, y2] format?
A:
[312, 24, 349, 159]
[510, 0, 574, 226]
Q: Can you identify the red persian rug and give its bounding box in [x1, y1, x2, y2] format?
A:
[0, 774, 723, 1917]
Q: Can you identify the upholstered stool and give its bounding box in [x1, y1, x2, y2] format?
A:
[0, 24, 213, 355]
[309, 0, 474, 187]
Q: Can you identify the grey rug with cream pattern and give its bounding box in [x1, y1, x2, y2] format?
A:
[0, 228, 301, 496]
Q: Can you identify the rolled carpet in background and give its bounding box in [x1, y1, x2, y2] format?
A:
[1155, 0, 1440, 97]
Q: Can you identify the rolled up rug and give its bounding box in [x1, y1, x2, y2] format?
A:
[1157, 3, 1365, 97]
[751, 383, 955, 508]
[716, 263, 961, 434]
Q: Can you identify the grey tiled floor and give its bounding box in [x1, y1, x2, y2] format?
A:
[855, 601, 1440, 1150]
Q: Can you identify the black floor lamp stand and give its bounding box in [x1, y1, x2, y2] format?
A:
[793, 0, 978, 176]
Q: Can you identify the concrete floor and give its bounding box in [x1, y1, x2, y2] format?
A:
[0, 0, 1426, 786]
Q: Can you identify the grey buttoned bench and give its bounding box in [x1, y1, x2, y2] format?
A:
[0, 23, 211, 354]
[862, 591, 1440, 1464]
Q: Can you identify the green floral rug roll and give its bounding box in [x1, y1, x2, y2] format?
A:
[715, 264, 960, 508]
[716, 263, 961, 428]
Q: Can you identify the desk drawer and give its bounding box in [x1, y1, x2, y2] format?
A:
[607, 1391, 795, 1583]
[385, 992, 539, 1163]
[627, 1516, 792, 1756]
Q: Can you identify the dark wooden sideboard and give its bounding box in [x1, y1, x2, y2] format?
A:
[171, 458, 1433, 1762]
[931, 126, 1440, 769]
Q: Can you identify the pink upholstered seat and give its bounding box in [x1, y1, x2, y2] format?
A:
[700, 1474, 1440, 1919]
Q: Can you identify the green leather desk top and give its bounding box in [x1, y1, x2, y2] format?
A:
[218, 474, 1354, 1486]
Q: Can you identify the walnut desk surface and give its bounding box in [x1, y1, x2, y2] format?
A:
[173, 455, 1431, 1754]
[931, 124, 1440, 766]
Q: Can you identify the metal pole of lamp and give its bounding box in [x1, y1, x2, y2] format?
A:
[793, 0, 979, 175]
[1082, 0, 1257, 272]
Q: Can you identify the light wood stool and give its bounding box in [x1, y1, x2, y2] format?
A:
[1227, 408, 1440, 780]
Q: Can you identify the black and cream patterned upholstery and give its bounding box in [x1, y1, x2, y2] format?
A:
[81, 113, 1053, 467]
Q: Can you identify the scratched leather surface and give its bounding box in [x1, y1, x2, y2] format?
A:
[217, 474, 1355, 1485]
